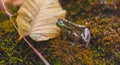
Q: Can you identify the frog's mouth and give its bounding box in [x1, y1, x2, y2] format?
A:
[57, 19, 73, 30]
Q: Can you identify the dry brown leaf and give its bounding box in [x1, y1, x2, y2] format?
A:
[4, 0, 24, 6]
[16, 0, 66, 41]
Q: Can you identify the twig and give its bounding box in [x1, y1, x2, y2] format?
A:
[1, 0, 50, 64]
[9, 14, 50, 65]
[23, 38, 50, 65]
[9, 16, 18, 30]
[1, 0, 12, 16]
[9, 15, 50, 65]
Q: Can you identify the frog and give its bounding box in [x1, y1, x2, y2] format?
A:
[56, 19, 90, 47]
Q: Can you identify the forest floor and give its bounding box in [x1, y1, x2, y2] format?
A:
[0, 0, 120, 65]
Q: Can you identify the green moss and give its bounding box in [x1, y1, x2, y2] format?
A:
[0, 60, 5, 65]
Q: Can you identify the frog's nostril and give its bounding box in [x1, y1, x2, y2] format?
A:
[58, 18, 63, 21]
[58, 21, 63, 25]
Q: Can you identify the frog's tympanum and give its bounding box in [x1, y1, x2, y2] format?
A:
[56, 19, 90, 47]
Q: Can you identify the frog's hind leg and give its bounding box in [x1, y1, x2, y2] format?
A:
[81, 28, 90, 48]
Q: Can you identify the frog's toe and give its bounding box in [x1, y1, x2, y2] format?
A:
[78, 44, 86, 47]
[85, 42, 89, 48]
[67, 42, 75, 46]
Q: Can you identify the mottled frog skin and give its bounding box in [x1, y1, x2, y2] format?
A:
[56, 19, 90, 47]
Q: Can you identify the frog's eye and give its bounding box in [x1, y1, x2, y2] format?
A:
[58, 18, 63, 21]
[58, 19, 64, 24]
[58, 20, 63, 24]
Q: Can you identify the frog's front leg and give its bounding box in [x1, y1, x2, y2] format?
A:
[62, 32, 77, 46]
[81, 28, 90, 47]
[62, 38, 76, 46]
[61, 30, 75, 46]
[61, 30, 69, 40]
[66, 32, 80, 46]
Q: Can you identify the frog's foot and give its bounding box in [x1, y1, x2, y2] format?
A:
[85, 42, 89, 48]
[77, 44, 86, 47]
[66, 42, 75, 46]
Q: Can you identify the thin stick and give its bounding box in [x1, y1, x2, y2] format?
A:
[9, 16, 50, 65]
[1, 0, 12, 16]
[9, 16, 18, 30]
[23, 38, 50, 65]
[1, 0, 50, 64]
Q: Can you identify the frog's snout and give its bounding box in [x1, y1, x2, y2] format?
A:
[58, 18, 63, 21]
[57, 18, 64, 24]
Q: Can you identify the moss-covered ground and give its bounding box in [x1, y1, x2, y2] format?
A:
[0, 0, 120, 65]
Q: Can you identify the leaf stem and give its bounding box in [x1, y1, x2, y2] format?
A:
[1, 0, 50, 64]
[9, 14, 50, 65]
[1, 0, 12, 16]
[23, 38, 50, 65]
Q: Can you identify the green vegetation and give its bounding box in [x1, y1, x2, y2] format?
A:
[0, 0, 120, 65]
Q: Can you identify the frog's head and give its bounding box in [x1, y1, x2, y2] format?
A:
[57, 19, 65, 27]
[56, 18, 72, 30]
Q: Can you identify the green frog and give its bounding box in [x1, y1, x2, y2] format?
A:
[56, 19, 90, 47]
